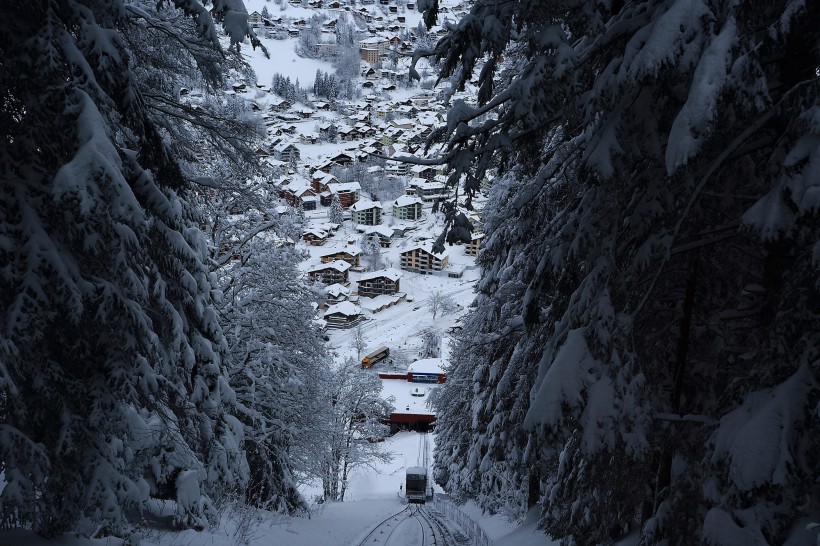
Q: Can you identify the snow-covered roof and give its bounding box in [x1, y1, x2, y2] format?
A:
[320, 246, 362, 258]
[324, 301, 362, 317]
[394, 195, 423, 207]
[381, 379, 435, 416]
[324, 283, 351, 297]
[285, 183, 313, 197]
[274, 142, 299, 152]
[329, 181, 361, 193]
[303, 228, 328, 238]
[401, 243, 449, 261]
[408, 358, 445, 375]
[350, 198, 383, 211]
[308, 259, 351, 273]
[364, 225, 394, 238]
[358, 268, 402, 282]
[313, 171, 338, 184]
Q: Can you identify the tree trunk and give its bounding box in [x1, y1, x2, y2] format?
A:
[652, 255, 698, 516]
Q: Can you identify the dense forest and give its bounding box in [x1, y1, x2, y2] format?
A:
[422, 1, 820, 544]
[0, 0, 389, 538]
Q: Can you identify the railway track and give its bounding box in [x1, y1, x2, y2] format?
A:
[356, 504, 453, 546]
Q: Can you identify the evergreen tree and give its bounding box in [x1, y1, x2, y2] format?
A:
[423, 1, 820, 544]
[328, 193, 345, 225]
[0, 0, 266, 536]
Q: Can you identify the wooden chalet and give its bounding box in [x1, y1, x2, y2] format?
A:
[302, 228, 329, 246]
[357, 269, 402, 298]
[319, 246, 362, 267]
[323, 301, 363, 329]
[307, 260, 351, 285]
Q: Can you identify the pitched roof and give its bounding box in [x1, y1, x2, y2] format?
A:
[324, 301, 362, 317]
[394, 195, 423, 207]
[400, 242, 448, 260]
[320, 246, 362, 258]
[308, 259, 351, 273]
[350, 198, 382, 211]
[358, 268, 402, 282]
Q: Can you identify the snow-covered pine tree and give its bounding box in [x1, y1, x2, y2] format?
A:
[0, 0, 266, 537]
[423, 1, 820, 544]
[328, 193, 345, 225]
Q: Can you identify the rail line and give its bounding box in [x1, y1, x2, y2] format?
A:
[356, 504, 453, 546]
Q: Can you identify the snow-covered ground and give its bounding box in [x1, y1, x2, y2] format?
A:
[3, 432, 560, 546]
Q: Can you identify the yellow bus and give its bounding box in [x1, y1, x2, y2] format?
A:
[361, 346, 390, 368]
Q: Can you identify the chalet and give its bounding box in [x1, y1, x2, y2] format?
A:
[302, 228, 329, 246]
[408, 164, 438, 181]
[350, 199, 382, 225]
[338, 126, 357, 142]
[323, 301, 363, 329]
[324, 283, 351, 304]
[311, 170, 339, 193]
[273, 143, 300, 163]
[320, 246, 362, 267]
[307, 260, 351, 285]
[357, 269, 402, 298]
[393, 195, 423, 220]
[466, 232, 484, 256]
[328, 181, 360, 208]
[361, 224, 394, 247]
[269, 98, 292, 112]
[329, 152, 355, 166]
[248, 11, 263, 26]
[282, 183, 315, 208]
[399, 243, 449, 274]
